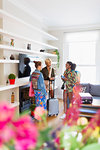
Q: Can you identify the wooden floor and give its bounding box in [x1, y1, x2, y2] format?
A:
[46, 99, 64, 128]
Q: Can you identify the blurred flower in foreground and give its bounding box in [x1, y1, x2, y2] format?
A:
[34, 106, 47, 121]
[77, 117, 88, 126]
[82, 110, 100, 144]
[0, 102, 38, 150]
[13, 115, 38, 150]
[64, 106, 79, 126]
[0, 102, 15, 129]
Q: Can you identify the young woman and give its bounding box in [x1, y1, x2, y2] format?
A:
[60, 61, 76, 119]
[41, 58, 55, 98]
[71, 63, 81, 84]
[30, 61, 47, 109]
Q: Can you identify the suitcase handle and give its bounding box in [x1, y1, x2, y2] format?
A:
[48, 79, 55, 99]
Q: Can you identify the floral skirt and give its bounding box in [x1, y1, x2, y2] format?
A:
[34, 91, 47, 110]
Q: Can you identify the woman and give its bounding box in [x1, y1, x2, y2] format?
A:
[41, 58, 55, 81]
[71, 63, 81, 84]
[41, 58, 55, 97]
[60, 61, 76, 119]
[30, 61, 47, 109]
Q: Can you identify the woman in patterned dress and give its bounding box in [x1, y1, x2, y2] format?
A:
[60, 61, 76, 119]
[30, 61, 47, 109]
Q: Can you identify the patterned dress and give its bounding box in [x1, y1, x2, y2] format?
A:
[30, 69, 47, 110]
[64, 69, 76, 93]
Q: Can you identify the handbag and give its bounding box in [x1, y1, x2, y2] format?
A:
[29, 81, 35, 97]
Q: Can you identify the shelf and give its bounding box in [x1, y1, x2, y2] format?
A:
[0, 44, 57, 57]
[0, 59, 19, 63]
[0, 9, 58, 41]
[0, 77, 29, 92]
[0, 28, 58, 49]
[10, 102, 19, 108]
[52, 62, 57, 65]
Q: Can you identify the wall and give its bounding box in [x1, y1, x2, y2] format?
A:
[48, 30, 64, 99]
[96, 32, 100, 83]
[48, 27, 100, 99]
[0, 0, 55, 105]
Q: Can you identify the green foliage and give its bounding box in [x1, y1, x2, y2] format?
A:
[36, 127, 52, 150]
[8, 73, 16, 79]
[81, 143, 100, 150]
[54, 49, 60, 68]
[30, 104, 36, 111]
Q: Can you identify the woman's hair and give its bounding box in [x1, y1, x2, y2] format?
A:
[67, 61, 72, 67]
[71, 63, 76, 70]
[33, 61, 41, 68]
[24, 57, 30, 65]
[45, 58, 51, 65]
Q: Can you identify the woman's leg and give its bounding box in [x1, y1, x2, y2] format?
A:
[35, 91, 47, 110]
[63, 90, 68, 113]
[68, 92, 73, 106]
[60, 90, 68, 119]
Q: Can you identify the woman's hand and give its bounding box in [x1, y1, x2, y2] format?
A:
[63, 77, 67, 81]
[50, 77, 55, 81]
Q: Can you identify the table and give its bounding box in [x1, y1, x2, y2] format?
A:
[80, 104, 100, 118]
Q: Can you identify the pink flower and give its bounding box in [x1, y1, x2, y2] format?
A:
[15, 139, 37, 150]
[95, 110, 100, 126]
[13, 115, 38, 150]
[0, 126, 15, 143]
[82, 109, 100, 144]
[0, 102, 15, 129]
[34, 106, 46, 121]
[64, 106, 79, 126]
[54, 137, 60, 145]
[72, 85, 81, 108]
[12, 115, 32, 127]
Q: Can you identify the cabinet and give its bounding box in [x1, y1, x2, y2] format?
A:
[0, 6, 58, 110]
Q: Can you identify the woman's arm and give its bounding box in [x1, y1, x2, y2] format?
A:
[38, 73, 47, 96]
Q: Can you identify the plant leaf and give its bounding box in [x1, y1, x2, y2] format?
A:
[81, 143, 100, 150]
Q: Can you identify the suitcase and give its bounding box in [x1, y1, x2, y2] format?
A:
[47, 80, 59, 116]
[79, 93, 93, 104]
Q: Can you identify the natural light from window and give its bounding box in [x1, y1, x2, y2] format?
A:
[64, 31, 99, 83]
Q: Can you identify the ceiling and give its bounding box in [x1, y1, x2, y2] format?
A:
[10, 0, 100, 28]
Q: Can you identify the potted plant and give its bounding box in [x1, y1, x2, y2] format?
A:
[30, 104, 36, 116]
[53, 49, 60, 68]
[8, 73, 16, 85]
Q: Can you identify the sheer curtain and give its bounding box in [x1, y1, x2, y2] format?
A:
[64, 31, 99, 83]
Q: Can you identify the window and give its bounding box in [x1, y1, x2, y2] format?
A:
[64, 31, 99, 83]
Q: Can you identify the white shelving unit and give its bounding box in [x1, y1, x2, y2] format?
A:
[0, 6, 58, 109]
[0, 28, 58, 49]
[0, 78, 29, 92]
[52, 62, 57, 65]
[10, 102, 19, 108]
[0, 44, 57, 57]
[0, 9, 58, 41]
[0, 59, 19, 63]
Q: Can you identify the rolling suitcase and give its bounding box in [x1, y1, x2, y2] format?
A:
[47, 80, 59, 116]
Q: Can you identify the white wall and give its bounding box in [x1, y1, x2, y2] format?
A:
[96, 32, 100, 83]
[0, 0, 53, 104]
[48, 28, 100, 98]
[48, 30, 64, 99]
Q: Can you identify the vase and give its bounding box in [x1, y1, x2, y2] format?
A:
[31, 111, 34, 116]
[10, 54, 15, 60]
[27, 44, 31, 50]
[10, 39, 14, 46]
[9, 79, 15, 85]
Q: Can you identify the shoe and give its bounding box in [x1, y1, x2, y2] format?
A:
[60, 113, 66, 119]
